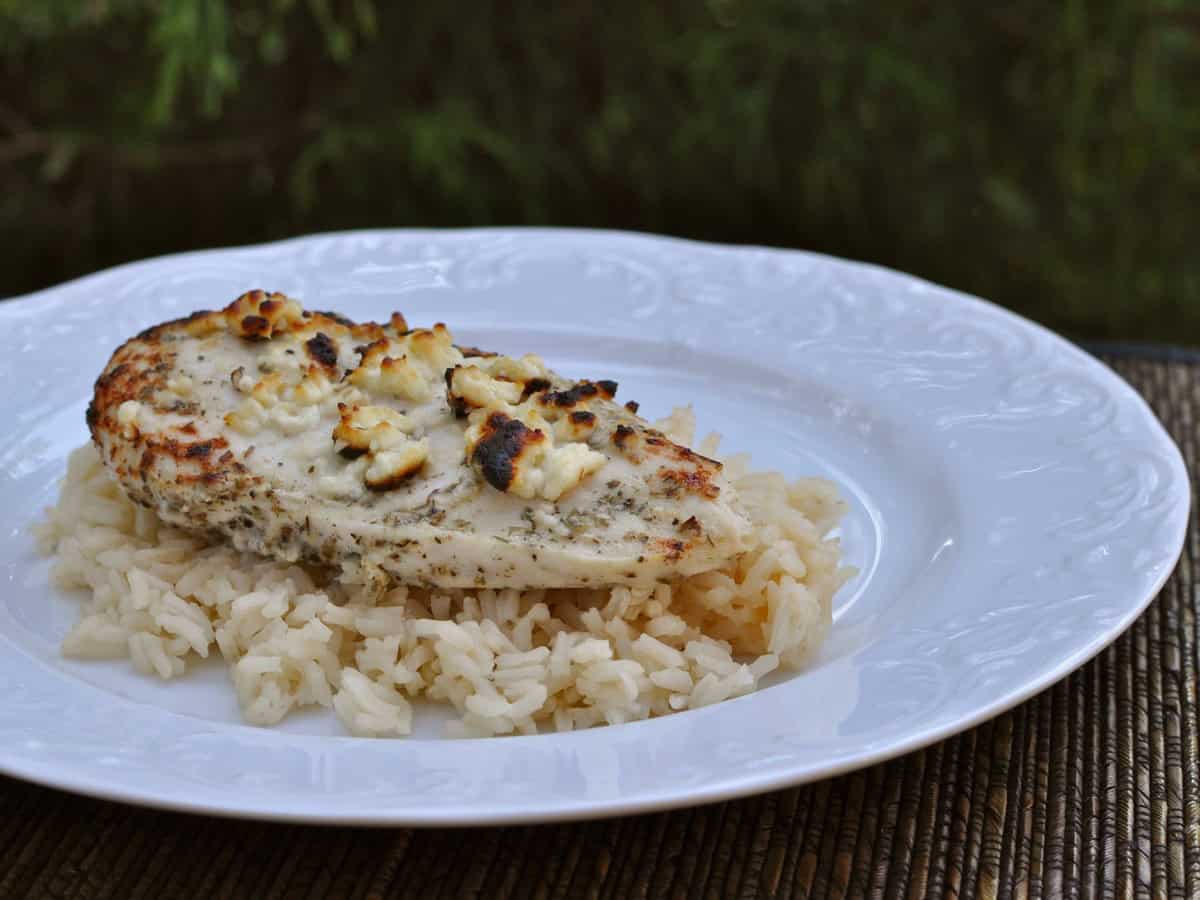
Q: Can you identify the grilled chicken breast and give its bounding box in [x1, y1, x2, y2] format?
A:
[88, 291, 752, 590]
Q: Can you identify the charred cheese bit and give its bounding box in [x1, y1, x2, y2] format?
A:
[536, 379, 617, 411]
[446, 365, 522, 417]
[554, 409, 597, 442]
[509, 401, 555, 436]
[304, 332, 340, 371]
[465, 410, 547, 499]
[477, 353, 549, 384]
[465, 408, 605, 502]
[116, 400, 141, 439]
[443, 352, 556, 417]
[182, 312, 227, 337]
[227, 291, 304, 340]
[333, 404, 415, 456]
[449, 358, 612, 501]
[333, 404, 426, 489]
[348, 341, 430, 402]
[365, 441, 429, 490]
[403, 324, 458, 373]
[612, 424, 639, 451]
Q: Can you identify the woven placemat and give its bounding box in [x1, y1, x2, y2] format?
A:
[1, 350, 1195, 899]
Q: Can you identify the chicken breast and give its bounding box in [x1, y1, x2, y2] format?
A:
[87, 291, 752, 590]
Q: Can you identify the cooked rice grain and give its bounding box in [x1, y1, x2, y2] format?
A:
[37, 410, 853, 737]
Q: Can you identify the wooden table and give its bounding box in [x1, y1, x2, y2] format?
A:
[2, 348, 1196, 899]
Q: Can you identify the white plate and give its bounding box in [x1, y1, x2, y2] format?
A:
[0, 229, 1188, 825]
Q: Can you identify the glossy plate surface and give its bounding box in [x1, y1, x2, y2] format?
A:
[0, 229, 1188, 824]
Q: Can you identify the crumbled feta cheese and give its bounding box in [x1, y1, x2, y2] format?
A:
[165, 375, 193, 398]
[447, 366, 522, 412]
[403, 324, 459, 373]
[348, 343, 431, 402]
[479, 353, 549, 383]
[554, 412, 597, 443]
[333, 405, 416, 455]
[364, 440, 429, 490]
[227, 292, 305, 338]
[506, 445, 549, 500]
[332, 405, 425, 489]
[463, 404, 604, 502]
[292, 368, 333, 406]
[541, 443, 607, 501]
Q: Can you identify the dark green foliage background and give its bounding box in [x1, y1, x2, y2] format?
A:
[3, 1, 1198, 342]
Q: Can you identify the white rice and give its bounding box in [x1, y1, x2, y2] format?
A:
[35, 408, 853, 738]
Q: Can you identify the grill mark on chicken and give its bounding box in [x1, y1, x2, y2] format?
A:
[657, 466, 720, 499]
[643, 435, 723, 469]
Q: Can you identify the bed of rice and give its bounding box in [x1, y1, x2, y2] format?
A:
[34, 408, 852, 738]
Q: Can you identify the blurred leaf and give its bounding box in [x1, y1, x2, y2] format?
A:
[148, 0, 238, 124]
[40, 134, 81, 181]
[259, 27, 286, 64]
[983, 177, 1037, 229]
[353, 0, 377, 37]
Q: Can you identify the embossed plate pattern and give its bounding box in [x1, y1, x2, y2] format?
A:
[0, 229, 1188, 825]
